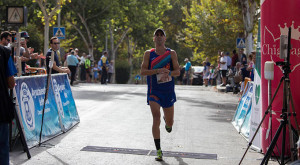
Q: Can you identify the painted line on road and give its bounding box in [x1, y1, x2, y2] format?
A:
[81, 146, 217, 160]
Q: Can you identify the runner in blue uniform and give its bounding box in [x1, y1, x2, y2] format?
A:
[140, 28, 180, 161]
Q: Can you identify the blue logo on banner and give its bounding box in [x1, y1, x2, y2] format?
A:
[20, 82, 35, 131]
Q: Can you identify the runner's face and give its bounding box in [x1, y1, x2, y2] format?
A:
[154, 31, 166, 46]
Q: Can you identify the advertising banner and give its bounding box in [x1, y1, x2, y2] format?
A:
[15, 74, 80, 148]
[15, 76, 62, 148]
[249, 18, 262, 151]
[51, 74, 80, 131]
[261, 0, 300, 155]
[232, 82, 254, 139]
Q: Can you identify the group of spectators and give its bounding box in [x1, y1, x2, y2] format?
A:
[63, 49, 114, 85]
[216, 48, 256, 93]
[176, 48, 256, 94]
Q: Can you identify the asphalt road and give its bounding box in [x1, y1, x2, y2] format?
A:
[10, 83, 277, 165]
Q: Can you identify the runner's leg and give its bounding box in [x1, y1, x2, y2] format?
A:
[163, 106, 174, 128]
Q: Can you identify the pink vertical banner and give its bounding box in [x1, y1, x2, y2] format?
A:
[261, 0, 300, 156]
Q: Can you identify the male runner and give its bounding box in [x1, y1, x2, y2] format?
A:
[140, 28, 180, 161]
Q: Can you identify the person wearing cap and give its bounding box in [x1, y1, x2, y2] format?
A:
[140, 28, 180, 161]
[184, 57, 192, 85]
[67, 50, 79, 86]
[46, 37, 70, 74]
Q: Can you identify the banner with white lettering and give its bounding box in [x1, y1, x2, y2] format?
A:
[15, 74, 80, 148]
[15, 76, 62, 148]
[51, 74, 80, 131]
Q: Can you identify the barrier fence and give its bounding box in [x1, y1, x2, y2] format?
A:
[14, 73, 80, 148]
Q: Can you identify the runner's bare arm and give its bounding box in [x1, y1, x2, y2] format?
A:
[170, 50, 180, 77]
[140, 50, 169, 76]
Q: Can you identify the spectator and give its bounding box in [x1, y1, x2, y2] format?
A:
[92, 63, 99, 83]
[79, 53, 87, 81]
[46, 37, 70, 74]
[100, 51, 109, 84]
[0, 43, 17, 165]
[67, 50, 79, 86]
[184, 58, 192, 85]
[219, 52, 227, 86]
[240, 48, 247, 66]
[247, 54, 255, 81]
[205, 57, 211, 67]
[231, 49, 239, 69]
[107, 60, 114, 83]
[225, 52, 232, 69]
[97, 57, 102, 83]
[203, 61, 210, 87]
[209, 65, 216, 86]
[177, 65, 185, 85]
[85, 55, 92, 83]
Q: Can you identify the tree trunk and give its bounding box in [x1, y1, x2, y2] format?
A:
[239, 0, 257, 55]
[109, 23, 115, 83]
[245, 32, 253, 55]
[44, 17, 49, 56]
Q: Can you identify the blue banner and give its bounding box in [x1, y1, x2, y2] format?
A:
[232, 82, 254, 139]
[51, 74, 80, 131]
[15, 74, 80, 148]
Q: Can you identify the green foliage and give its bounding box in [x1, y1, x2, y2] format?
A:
[20, 23, 43, 53]
[115, 59, 130, 84]
[182, 0, 244, 64]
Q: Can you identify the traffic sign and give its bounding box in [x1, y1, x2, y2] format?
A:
[53, 27, 65, 39]
[236, 38, 246, 48]
[7, 6, 24, 24]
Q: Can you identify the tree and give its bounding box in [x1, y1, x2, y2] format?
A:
[182, 0, 244, 65]
[238, 0, 259, 55]
[62, 0, 111, 60]
[33, 0, 70, 56]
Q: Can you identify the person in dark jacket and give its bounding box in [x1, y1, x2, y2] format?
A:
[0, 44, 17, 165]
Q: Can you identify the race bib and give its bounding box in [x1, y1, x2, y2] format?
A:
[156, 73, 172, 84]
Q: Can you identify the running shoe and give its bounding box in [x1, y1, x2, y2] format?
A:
[155, 149, 163, 161]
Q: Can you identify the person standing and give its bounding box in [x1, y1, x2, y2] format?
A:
[79, 53, 87, 81]
[184, 58, 191, 85]
[107, 60, 114, 83]
[85, 55, 92, 83]
[240, 48, 247, 66]
[219, 51, 227, 86]
[225, 52, 232, 69]
[231, 49, 238, 70]
[140, 28, 180, 161]
[46, 37, 70, 74]
[0, 44, 17, 165]
[100, 51, 109, 84]
[67, 50, 79, 86]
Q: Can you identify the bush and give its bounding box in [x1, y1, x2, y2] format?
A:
[115, 60, 130, 84]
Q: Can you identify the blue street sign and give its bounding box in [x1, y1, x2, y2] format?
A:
[53, 27, 65, 39]
[236, 38, 246, 48]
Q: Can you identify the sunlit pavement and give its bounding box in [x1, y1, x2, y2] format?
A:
[10, 83, 277, 165]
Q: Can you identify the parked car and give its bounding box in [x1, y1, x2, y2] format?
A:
[192, 66, 204, 85]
